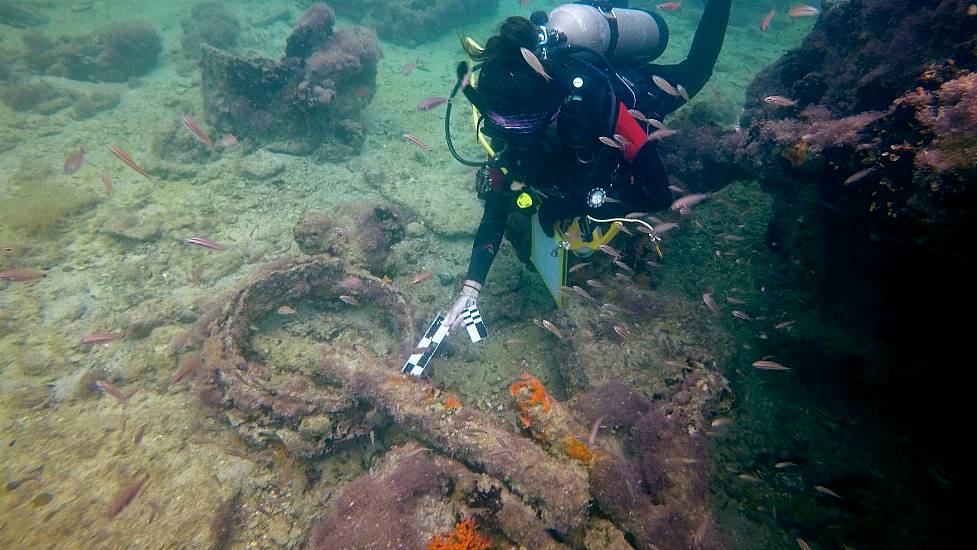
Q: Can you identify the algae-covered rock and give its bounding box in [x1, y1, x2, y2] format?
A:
[293, 202, 407, 273]
[0, 163, 98, 235]
[0, 80, 78, 114]
[19, 21, 162, 83]
[199, 3, 379, 154]
[70, 90, 121, 120]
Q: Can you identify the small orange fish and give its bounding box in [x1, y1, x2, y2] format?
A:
[403, 133, 430, 152]
[599, 136, 625, 150]
[752, 360, 789, 371]
[541, 319, 565, 339]
[572, 285, 594, 301]
[676, 84, 690, 102]
[844, 167, 874, 185]
[671, 193, 710, 212]
[627, 109, 649, 123]
[64, 148, 85, 175]
[519, 47, 551, 82]
[108, 145, 151, 179]
[277, 305, 297, 315]
[94, 380, 134, 404]
[107, 474, 149, 518]
[657, 2, 682, 11]
[411, 271, 433, 284]
[787, 5, 820, 17]
[648, 128, 679, 141]
[218, 134, 238, 148]
[651, 75, 679, 96]
[180, 113, 214, 149]
[613, 259, 633, 272]
[814, 485, 843, 499]
[82, 332, 124, 345]
[702, 292, 720, 314]
[0, 269, 45, 282]
[763, 95, 797, 107]
[760, 8, 776, 32]
[183, 237, 226, 251]
[652, 222, 678, 234]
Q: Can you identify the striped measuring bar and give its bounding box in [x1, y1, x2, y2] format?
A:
[402, 315, 449, 377]
[460, 305, 487, 343]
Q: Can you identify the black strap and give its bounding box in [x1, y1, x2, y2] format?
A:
[600, 6, 620, 60]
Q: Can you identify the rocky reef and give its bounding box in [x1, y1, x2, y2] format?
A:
[200, 2, 380, 156]
[328, 0, 499, 46]
[17, 21, 162, 82]
[654, 0, 975, 523]
[178, 239, 733, 548]
[293, 203, 407, 275]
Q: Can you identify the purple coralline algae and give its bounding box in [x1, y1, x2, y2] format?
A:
[200, 2, 380, 155]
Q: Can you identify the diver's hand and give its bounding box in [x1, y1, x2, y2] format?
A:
[445, 280, 481, 330]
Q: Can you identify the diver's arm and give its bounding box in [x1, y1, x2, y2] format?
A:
[643, 0, 731, 113]
[625, 143, 671, 212]
[446, 190, 508, 328]
[464, 190, 509, 286]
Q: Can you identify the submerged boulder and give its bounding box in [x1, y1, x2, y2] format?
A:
[200, 2, 379, 157]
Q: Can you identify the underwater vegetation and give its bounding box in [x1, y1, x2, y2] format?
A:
[0, 74, 117, 118]
[329, 0, 500, 46]
[200, 2, 380, 155]
[18, 22, 162, 83]
[0, 79, 77, 114]
[292, 202, 407, 274]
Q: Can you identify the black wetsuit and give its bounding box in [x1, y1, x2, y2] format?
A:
[465, 0, 731, 285]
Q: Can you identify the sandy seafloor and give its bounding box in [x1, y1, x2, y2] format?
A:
[0, 1, 947, 549]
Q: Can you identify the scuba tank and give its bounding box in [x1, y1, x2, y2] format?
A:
[538, 2, 669, 64]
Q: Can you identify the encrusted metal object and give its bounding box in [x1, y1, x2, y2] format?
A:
[197, 256, 415, 457]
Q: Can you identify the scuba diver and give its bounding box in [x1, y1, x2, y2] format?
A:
[443, 0, 732, 329]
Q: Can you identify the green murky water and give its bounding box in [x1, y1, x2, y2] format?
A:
[0, 1, 955, 549]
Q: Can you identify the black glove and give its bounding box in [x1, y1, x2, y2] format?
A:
[623, 142, 672, 212]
